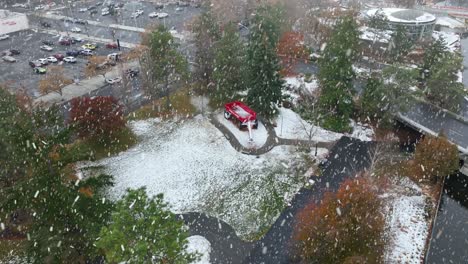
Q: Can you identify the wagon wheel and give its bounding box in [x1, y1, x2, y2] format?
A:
[224, 110, 231, 120]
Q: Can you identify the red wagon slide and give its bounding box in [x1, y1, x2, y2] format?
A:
[224, 101, 258, 129]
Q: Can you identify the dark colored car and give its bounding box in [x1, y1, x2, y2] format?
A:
[40, 21, 51, 27]
[29, 61, 38, 68]
[8, 49, 20, 55]
[53, 53, 65, 61]
[59, 39, 72, 45]
[90, 9, 98, 15]
[87, 5, 96, 10]
[75, 19, 88, 25]
[66, 50, 80, 56]
[42, 40, 54, 46]
[126, 68, 139, 78]
[105, 42, 118, 49]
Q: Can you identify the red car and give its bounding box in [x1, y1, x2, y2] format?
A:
[106, 42, 118, 49]
[53, 53, 65, 61]
[59, 39, 72, 45]
[224, 101, 258, 129]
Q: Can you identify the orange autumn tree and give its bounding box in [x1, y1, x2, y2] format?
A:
[293, 177, 385, 263]
[277, 31, 310, 76]
[411, 134, 459, 183]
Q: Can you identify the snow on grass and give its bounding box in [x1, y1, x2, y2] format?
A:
[215, 112, 268, 148]
[383, 178, 430, 264]
[275, 107, 342, 142]
[283, 76, 319, 105]
[86, 115, 309, 238]
[187, 236, 211, 264]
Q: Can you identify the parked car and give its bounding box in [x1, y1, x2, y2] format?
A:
[9, 49, 20, 55]
[79, 8, 87, 12]
[37, 58, 49, 65]
[105, 77, 122, 84]
[107, 52, 120, 60]
[72, 36, 84, 43]
[47, 56, 58, 63]
[130, 12, 141, 18]
[0, 34, 10, 40]
[63, 56, 77, 63]
[101, 9, 110, 16]
[42, 40, 54, 46]
[2, 56, 16, 63]
[155, 3, 164, 9]
[40, 21, 51, 27]
[90, 9, 98, 15]
[34, 67, 47, 74]
[59, 39, 72, 45]
[149, 12, 159, 18]
[53, 53, 65, 61]
[88, 5, 96, 10]
[157, 12, 168, 19]
[40, 45, 53, 51]
[75, 19, 88, 25]
[82, 43, 96, 50]
[116, 3, 124, 8]
[125, 68, 139, 78]
[106, 42, 118, 49]
[12, 3, 28, 8]
[80, 49, 93, 56]
[71, 27, 81, 33]
[29, 61, 40, 68]
[175, 7, 183, 11]
[66, 50, 80, 56]
[2, 49, 20, 56]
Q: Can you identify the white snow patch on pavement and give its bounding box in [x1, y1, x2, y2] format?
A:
[215, 112, 268, 148]
[275, 108, 342, 142]
[86, 116, 308, 238]
[187, 236, 211, 264]
[383, 178, 430, 264]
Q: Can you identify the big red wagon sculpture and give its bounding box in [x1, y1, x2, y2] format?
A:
[224, 101, 258, 129]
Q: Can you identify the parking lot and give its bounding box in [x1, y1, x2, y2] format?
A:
[0, 30, 128, 97]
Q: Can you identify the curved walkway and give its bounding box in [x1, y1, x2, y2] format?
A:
[208, 113, 337, 155]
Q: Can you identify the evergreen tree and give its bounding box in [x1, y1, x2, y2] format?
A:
[388, 25, 413, 62]
[425, 52, 465, 112]
[246, 5, 284, 118]
[422, 36, 448, 79]
[211, 22, 246, 107]
[96, 188, 197, 264]
[193, 5, 221, 87]
[147, 25, 188, 102]
[317, 16, 360, 132]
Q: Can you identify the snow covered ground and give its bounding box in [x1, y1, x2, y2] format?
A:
[215, 112, 268, 148]
[347, 120, 375, 142]
[84, 115, 309, 238]
[283, 76, 319, 105]
[383, 178, 430, 264]
[433, 31, 460, 52]
[187, 236, 211, 264]
[275, 107, 342, 142]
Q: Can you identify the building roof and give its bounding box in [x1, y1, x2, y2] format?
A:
[366, 8, 436, 24]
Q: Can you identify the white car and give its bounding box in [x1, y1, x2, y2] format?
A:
[34, 5, 45, 10]
[2, 56, 16, 63]
[38, 58, 49, 65]
[105, 77, 122, 84]
[136, 9, 144, 15]
[157, 12, 168, 19]
[40, 45, 53, 51]
[79, 8, 88, 12]
[107, 52, 120, 60]
[149, 12, 159, 18]
[102, 10, 110, 16]
[0, 34, 10, 40]
[80, 49, 93, 56]
[175, 7, 183, 11]
[12, 3, 28, 8]
[47, 56, 58, 63]
[71, 27, 81, 33]
[63, 56, 77, 63]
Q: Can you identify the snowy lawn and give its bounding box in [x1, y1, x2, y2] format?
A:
[383, 177, 430, 264]
[215, 112, 268, 148]
[187, 236, 211, 264]
[283, 76, 319, 105]
[275, 107, 342, 142]
[84, 115, 310, 239]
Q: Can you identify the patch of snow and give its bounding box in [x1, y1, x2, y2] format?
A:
[432, 31, 460, 52]
[383, 178, 429, 264]
[187, 236, 211, 264]
[275, 107, 342, 142]
[215, 112, 268, 148]
[436, 16, 466, 29]
[85, 116, 308, 238]
[359, 26, 392, 44]
[190, 95, 211, 114]
[283, 76, 319, 105]
[346, 120, 375, 141]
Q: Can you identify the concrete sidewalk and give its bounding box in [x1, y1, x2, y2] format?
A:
[37, 28, 138, 48]
[33, 61, 139, 106]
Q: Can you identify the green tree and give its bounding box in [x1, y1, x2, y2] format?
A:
[211, 22, 246, 107]
[193, 6, 221, 87]
[360, 66, 417, 126]
[388, 25, 413, 62]
[425, 52, 465, 112]
[246, 5, 284, 118]
[422, 36, 448, 79]
[96, 188, 197, 264]
[317, 16, 360, 132]
[147, 25, 188, 103]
